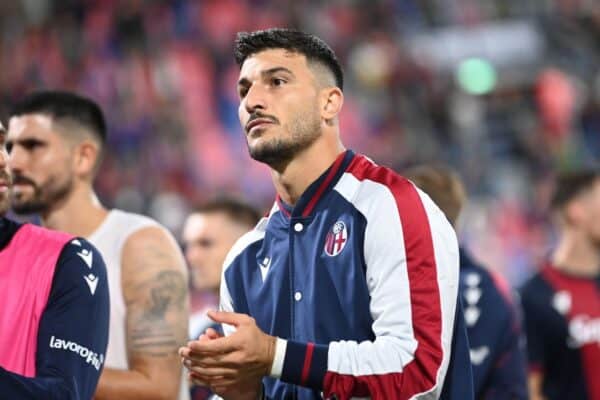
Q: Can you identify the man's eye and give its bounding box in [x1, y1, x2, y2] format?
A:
[239, 88, 248, 98]
[22, 140, 43, 151]
[272, 78, 286, 86]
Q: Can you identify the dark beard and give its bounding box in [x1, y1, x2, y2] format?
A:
[0, 195, 9, 216]
[248, 115, 321, 167]
[249, 136, 311, 166]
[11, 176, 73, 215]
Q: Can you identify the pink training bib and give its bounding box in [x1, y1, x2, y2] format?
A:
[0, 224, 72, 377]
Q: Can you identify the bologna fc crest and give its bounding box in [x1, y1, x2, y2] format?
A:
[324, 221, 348, 257]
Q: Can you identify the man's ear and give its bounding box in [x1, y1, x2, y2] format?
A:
[73, 140, 99, 178]
[564, 200, 585, 226]
[320, 87, 344, 123]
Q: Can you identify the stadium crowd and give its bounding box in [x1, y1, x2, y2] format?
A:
[1, 0, 599, 285]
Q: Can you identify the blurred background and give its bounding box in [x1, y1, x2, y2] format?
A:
[1, 0, 599, 286]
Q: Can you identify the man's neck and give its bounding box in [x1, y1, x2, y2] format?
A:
[42, 186, 108, 238]
[552, 231, 600, 277]
[271, 134, 345, 206]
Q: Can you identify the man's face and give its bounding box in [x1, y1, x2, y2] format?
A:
[0, 129, 11, 216]
[237, 49, 323, 166]
[183, 212, 248, 292]
[7, 114, 75, 215]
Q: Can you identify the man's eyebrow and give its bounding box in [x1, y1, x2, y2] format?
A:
[237, 67, 295, 86]
[261, 67, 294, 77]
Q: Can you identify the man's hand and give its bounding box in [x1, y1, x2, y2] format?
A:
[179, 311, 275, 399]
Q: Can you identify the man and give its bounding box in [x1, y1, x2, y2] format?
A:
[0, 121, 109, 399]
[7, 91, 190, 400]
[183, 197, 261, 340]
[180, 28, 473, 400]
[520, 169, 600, 400]
[182, 198, 261, 400]
[405, 165, 528, 400]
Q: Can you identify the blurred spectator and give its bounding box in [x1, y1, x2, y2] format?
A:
[182, 197, 261, 340]
[181, 197, 260, 400]
[1, 0, 599, 286]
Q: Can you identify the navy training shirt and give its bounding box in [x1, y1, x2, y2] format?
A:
[0, 219, 110, 399]
[459, 249, 528, 400]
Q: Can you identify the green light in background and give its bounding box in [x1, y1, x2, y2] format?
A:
[456, 58, 497, 95]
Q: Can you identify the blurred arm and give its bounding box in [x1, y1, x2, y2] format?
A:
[528, 371, 547, 400]
[94, 226, 189, 400]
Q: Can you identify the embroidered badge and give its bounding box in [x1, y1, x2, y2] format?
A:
[324, 221, 348, 257]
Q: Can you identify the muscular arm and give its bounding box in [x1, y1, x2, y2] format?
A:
[94, 226, 189, 400]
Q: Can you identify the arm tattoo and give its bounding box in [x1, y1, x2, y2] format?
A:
[128, 270, 187, 357]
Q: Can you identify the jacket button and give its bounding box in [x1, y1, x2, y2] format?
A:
[294, 222, 303, 232]
[294, 291, 302, 301]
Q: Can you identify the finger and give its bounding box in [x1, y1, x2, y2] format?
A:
[178, 346, 191, 358]
[197, 333, 210, 341]
[189, 352, 242, 368]
[180, 346, 213, 360]
[189, 372, 210, 387]
[188, 365, 237, 378]
[192, 373, 237, 389]
[188, 336, 238, 354]
[207, 310, 252, 326]
[204, 327, 221, 339]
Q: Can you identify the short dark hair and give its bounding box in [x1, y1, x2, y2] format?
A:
[404, 165, 466, 227]
[551, 168, 600, 210]
[10, 91, 107, 145]
[234, 28, 344, 90]
[194, 197, 261, 229]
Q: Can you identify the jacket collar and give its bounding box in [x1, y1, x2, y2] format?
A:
[275, 150, 355, 219]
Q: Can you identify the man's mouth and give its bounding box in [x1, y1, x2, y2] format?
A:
[0, 175, 11, 193]
[246, 118, 276, 133]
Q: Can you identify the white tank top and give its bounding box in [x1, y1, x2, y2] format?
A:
[88, 209, 189, 400]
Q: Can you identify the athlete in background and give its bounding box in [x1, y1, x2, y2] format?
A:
[7, 91, 189, 400]
[406, 165, 528, 400]
[521, 169, 600, 400]
[0, 121, 109, 399]
[182, 197, 260, 400]
[183, 197, 261, 341]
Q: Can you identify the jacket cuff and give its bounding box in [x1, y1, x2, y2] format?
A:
[279, 340, 328, 389]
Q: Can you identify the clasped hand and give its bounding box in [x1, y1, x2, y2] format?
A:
[179, 311, 276, 399]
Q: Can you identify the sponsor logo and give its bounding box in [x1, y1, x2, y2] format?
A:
[77, 248, 93, 269]
[464, 306, 481, 327]
[464, 287, 482, 306]
[464, 273, 481, 287]
[258, 256, 271, 282]
[49, 336, 104, 370]
[469, 346, 490, 365]
[84, 273, 99, 295]
[567, 315, 600, 348]
[324, 221, 348, 257]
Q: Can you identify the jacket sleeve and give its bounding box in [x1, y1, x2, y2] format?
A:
[0, 238, 110, 399]
[272, 177, 461, 399]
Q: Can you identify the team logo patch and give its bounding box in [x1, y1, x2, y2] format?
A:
[324, 221, 348, 257]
